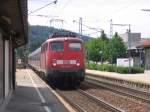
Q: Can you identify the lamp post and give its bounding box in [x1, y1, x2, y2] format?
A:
[128, 25, 131, 73]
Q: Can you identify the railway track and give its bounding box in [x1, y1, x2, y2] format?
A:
[86, 76, 150, 105]
[31, 68, 150, 111]
[56, 89, 124, 112]
[78, 89, 124, 112]
[56, 90, 88, 112]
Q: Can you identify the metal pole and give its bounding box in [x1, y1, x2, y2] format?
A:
[111, 22, 131, 72]
[128, 24, 131, 73]
[110, 19, 113, 38]
[101, 52, 103, 65]
[79, 17, 82, 37]
[140, 49, 142, 67]
[80, 17, 82, 36]
[79, 18, 81, 36]
[110, 19, 113, 64]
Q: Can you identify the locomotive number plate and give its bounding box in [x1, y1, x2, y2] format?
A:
[70, 60, 76, 64]
[56, 60, 76, 64]
[63, 60, 69, 64]
[56, 60, 63, 64]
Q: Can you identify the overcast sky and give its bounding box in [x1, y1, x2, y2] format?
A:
[28, 0, 150, 38]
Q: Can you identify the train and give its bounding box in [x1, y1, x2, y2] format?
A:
[28, 33, 85, 86]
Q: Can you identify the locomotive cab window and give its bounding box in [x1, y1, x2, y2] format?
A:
[69, 43, 81, 51]
[51, 42, 64, 51]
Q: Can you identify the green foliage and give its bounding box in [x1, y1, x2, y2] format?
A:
[130, 67, 144, 73]
[86, 62, 144, 74]
[116, 67, 129, 74]
[98, 64, 116, 72]
[99, 39, 109, 62]
[99, 30, 109, 61]
[109, 32, 127, 64]
[99, 30, 109, 41]
[116, 67, 144, 74]
[28, 25, 52, 52]
[85, 38, 101, 62]
[16, 45, 28, 66]
[85, 31, 127, 64]
[85, 31, 109, 63]
[86, 62, 98, 70]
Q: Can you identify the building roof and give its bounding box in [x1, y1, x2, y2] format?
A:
[137, 39, 150, 48]
[0, 0, 28, 47]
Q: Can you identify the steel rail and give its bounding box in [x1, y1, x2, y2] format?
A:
[86, 75, 150, 94]
[87, 75, 150, 95]
[56, 90, 88, 112]
[78, 89, 124, 112]
[86, 76, 150, 105]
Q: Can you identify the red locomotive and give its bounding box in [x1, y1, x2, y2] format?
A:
[28, 33, 85, 86]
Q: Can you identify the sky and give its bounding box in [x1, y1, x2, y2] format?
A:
[28, 0, 150, 38]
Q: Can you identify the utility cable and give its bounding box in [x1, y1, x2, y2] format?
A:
[28, 0, 57, 15]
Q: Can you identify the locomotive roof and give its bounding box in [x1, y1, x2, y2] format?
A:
[45, 37, 83, 43]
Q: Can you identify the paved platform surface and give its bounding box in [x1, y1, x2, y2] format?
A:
[86, 69, 150, 85]
[4, 69, 69, 112]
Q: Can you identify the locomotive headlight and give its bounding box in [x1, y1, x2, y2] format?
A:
[53, 63, 56, 66]
[77, 63, 80, 66]
[76, 60, 80, 66]
[52, 59, 57, 66]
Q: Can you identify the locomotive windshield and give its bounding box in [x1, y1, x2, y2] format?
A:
[69, 43, 81, 51]
[51, 42, 64, 51]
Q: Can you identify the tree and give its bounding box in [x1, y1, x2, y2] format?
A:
[100, 39, 109, 63]
[109, 32, 127, 64]
[85, 36, 109, 63]
[85, 38, 101, 63]
[98, 30, 109, 63]
[100, 30, 109, 42]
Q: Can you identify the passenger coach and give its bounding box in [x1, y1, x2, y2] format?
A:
[28, 33, 85, 86]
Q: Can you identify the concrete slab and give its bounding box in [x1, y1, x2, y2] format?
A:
[4, 69, 69, 112]
[86, 69, 150, 85]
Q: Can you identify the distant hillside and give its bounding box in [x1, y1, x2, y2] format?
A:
[28, 25, 91, 52]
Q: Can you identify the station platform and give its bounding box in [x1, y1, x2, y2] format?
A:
[86, 69, 150, 90]
[4, 69, 70, 112]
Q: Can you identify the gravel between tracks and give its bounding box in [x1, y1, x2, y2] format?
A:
[61, 90, 112, 112]
[81, 82, 150, 112]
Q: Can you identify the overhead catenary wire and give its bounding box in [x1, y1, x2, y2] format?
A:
[73, 20, 103, 32]
[57, 0, 70, 13]
[141, 9, 150, 12]
[83, 31, 101, 36]
[79, 0, 140, 25]
[29, 14, 59, 18]
[28, 0, 57, 15]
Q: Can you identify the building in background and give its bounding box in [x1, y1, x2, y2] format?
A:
[0, 0, 27, 111]
[120, 32, 142, 67]
[137, 40, 150, 70]
[120, 32, 141, 49]
[120, 32, 150, 69]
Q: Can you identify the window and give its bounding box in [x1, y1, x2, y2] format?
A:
[69, 43, 81, 51]
[51, 42, 64, 51]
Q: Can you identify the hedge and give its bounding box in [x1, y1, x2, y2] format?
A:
[86, 63, 144, 74]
